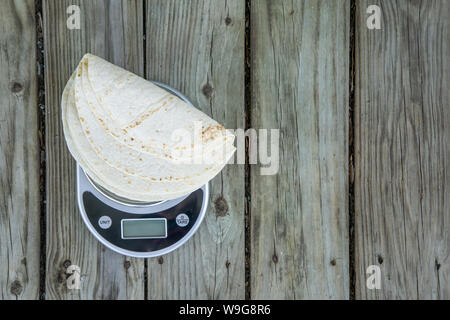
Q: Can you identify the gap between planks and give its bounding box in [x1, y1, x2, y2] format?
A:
[348, 0, 356, 300]
[244, 0, 252, 301]
[35, 0, 47, 300]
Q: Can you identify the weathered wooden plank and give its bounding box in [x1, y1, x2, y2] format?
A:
[250, 0, 350, 299]
[0, 0, 40, 300]
[146, 0, 246, 299]
[355, 0, 449, 299]
[43, 0, 144, 299]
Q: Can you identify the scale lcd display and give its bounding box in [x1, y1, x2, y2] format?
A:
[121, 218, 167, 239]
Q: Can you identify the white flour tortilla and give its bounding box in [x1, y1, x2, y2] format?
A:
[62, 54, 235, 201]
[83, 54, 233, 160]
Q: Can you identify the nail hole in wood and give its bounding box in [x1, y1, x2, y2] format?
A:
[435, 259, 441, 270]
[377, 255, 383, 264]
[272, 254, 278, 264]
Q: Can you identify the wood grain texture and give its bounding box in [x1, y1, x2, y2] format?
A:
[43, 0, 144, 299]
[355, 0, 449, 299]
[0, 0, 40, 300]
[145, 0, 245, 299]
[250, 0, 349, 299]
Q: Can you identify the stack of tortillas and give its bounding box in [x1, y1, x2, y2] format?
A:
[62, 53, 235, 201]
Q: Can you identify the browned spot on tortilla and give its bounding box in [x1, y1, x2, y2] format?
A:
[79, 117, 85, 122]
[201, 125, 226, 143]
[126, 101, 168, 129]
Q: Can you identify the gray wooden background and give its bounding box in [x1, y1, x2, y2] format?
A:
[0, 0, 448, 300]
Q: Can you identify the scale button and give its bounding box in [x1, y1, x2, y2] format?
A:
[175, 213, 189, 227]
[98, 216, 112, 229]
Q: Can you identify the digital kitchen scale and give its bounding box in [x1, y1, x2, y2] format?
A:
[76, 82, 209, 258]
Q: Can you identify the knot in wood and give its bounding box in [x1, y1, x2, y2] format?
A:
[10, 280, 23, 296]
[202, 83, 213, 98]
[214, 196, 229, 217]
[63, 259, 72, 268]
[11, 82, 23, 93]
